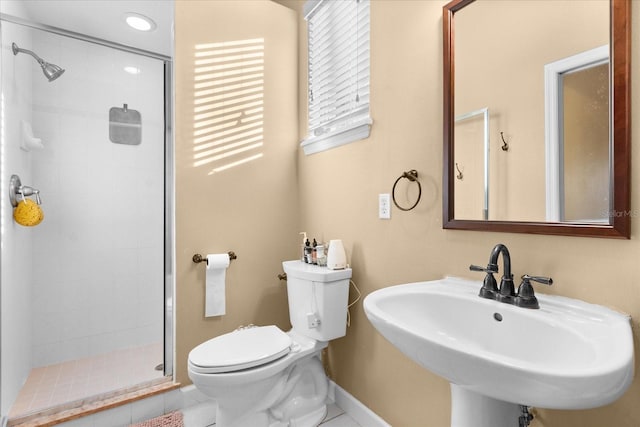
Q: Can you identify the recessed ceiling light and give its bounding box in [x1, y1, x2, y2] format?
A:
[125, 13, 157, 32]
[124, 66, 141, 75]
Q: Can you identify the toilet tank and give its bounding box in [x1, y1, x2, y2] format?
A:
[282, 260, 352, 341]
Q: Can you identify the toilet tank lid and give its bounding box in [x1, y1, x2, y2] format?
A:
[283, 260, 352, 282]
[189, 325, 292, 372]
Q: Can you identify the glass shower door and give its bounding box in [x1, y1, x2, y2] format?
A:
[1, 17, 171, 421]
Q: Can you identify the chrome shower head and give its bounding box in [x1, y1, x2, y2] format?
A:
[12, 42, 65, 82]
[42, 63, 65, 82]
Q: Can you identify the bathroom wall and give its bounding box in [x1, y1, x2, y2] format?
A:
[284, 1, 640, 426]
[172, 1, 640, 425]
[174, 0, 298, 385]
[0, 1, 35, 415]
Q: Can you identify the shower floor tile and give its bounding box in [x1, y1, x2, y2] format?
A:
[9, 342, 164, 418]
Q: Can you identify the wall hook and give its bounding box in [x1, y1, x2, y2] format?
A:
[455, 163, 463, 180]
[500, 132, 509, 151]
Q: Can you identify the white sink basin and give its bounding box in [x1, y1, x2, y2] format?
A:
[364, 277, 633, 426]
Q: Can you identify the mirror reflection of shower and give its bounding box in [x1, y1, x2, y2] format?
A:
[11, 42, 65, 81]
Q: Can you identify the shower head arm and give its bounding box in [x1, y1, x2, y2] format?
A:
[12, 43, 46, 66]
[11, 42, 65, 82]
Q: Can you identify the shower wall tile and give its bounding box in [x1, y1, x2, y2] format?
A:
[1, 15, 37, 413]
[29, 31, 166, 367]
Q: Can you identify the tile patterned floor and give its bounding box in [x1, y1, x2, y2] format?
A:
[9, 343, 164, 418]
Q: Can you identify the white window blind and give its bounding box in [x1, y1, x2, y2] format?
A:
[301, 0, 372, 155]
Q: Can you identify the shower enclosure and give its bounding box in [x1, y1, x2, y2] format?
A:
[0, 12, 173, 423]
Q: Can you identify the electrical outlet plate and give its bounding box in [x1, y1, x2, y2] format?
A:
[379, 193, 391, 219]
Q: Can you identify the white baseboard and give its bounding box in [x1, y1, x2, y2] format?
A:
[329, 381, 391, 427]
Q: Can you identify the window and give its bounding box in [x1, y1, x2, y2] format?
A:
[301, 0, 371, 155]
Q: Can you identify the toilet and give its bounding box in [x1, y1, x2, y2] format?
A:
[188, 260, 352, 427]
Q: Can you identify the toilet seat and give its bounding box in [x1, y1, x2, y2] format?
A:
[189, 325, 292, 374]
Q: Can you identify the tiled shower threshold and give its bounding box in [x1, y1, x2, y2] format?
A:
[8, 343, 173, 427]
[8, 379, 179, 427]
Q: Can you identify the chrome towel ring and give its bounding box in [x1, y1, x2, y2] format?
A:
[392, 169, 421, 211]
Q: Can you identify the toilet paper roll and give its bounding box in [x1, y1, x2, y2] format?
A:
[205, 253, 230, 317]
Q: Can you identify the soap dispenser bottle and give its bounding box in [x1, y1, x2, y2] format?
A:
[299, 232, 307, 262]
[304, 239, 312, 263]
[316, 243, 326, 266]
[312, 238, 318, 264]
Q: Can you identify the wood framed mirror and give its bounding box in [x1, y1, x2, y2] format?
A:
[443, 0, 631, 238]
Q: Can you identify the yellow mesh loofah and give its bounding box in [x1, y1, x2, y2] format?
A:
[13, 199, 44, 227]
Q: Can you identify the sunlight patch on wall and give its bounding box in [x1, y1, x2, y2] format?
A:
[192, 38, 265, 175]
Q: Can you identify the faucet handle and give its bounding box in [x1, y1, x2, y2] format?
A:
[522, 274, 553, 286]
[515, 274, 553, 309]
[470, 264, 499, 299]
[469, 264, 498, 273]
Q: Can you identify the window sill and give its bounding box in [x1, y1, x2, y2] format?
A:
[301, 119, 372, 155]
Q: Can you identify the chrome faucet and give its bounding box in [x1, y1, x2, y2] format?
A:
[470, 244, 552, 309]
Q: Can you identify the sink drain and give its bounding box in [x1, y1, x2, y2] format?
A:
[493, 313, 503, 322]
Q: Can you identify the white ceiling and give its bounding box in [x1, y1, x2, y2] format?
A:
[2, 0, 174, 57]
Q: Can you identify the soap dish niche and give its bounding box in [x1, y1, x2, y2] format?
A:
[20, 120, 44, 152]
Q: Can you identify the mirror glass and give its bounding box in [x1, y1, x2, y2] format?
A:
[443, 0, 631, 238]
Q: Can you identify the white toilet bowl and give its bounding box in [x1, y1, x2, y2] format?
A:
[188, 261, 352, 427]
[188, 326, 330, 427]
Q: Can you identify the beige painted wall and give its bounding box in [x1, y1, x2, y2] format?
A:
[175, 1, 640, 426]
[285, 0, 640, 426]
[174, 0, 299, 385]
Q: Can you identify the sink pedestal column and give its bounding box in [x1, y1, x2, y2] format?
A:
[450, 384, 521, 427]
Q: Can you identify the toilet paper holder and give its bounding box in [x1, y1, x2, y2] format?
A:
[193, 252, 237, 265]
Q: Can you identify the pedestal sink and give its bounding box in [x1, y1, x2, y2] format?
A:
[363, 277, 634, 427]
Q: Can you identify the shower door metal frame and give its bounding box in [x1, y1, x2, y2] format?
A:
[0, 13, 175, 379]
